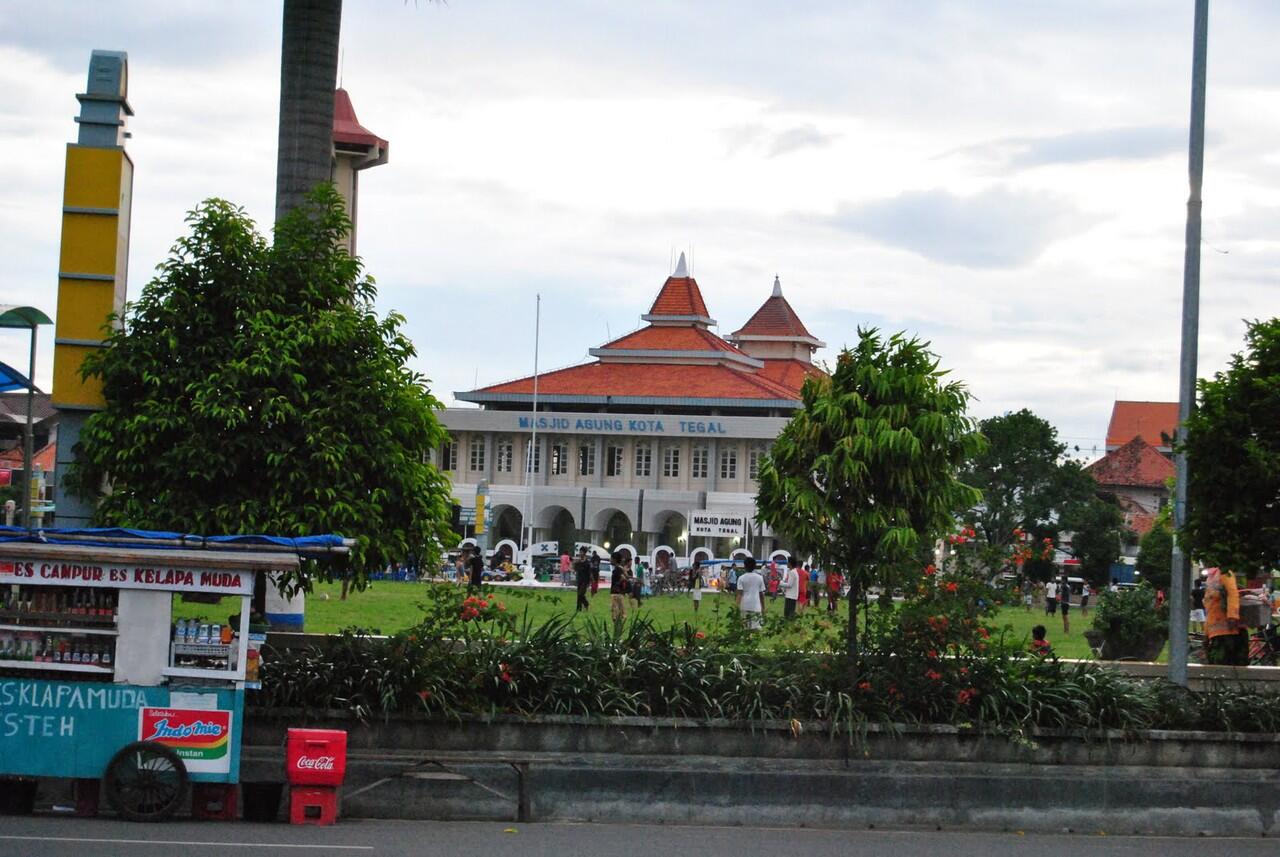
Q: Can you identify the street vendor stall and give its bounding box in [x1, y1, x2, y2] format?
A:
[0, 527, 346, 821]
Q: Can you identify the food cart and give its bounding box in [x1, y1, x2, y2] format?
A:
[0, 526, 344, 821]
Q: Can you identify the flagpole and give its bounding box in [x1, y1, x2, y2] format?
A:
[521, 294, 541, 564]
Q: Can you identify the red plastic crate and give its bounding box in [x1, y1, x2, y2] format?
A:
[285, 728, 348, 786]
[289, 786, 338, 826]
[191, 783, 238, 821]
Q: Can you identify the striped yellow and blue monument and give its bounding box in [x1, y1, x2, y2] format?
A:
[51, 50, 134, 528]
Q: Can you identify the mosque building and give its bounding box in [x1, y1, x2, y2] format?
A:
[437, 253, 825, 569]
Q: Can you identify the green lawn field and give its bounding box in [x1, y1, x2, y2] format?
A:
[172, 580, 1119, 660]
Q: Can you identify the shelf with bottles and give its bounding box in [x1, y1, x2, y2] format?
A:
[0, 628, 115, 671]
[168, 619, 238, 671]
[0, 584, 119, 629]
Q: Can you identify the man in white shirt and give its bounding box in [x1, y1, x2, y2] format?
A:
[1044, 579, 1058, 616]
[736, 556, 766, 630]
[783, 557, 801, 619]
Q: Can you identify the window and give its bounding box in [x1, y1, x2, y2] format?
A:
[524, 438, 540, 474]
[691, 445, 708, 479]
[606, 445, 623, 477]
[578, 443, 596, 476]
[440, 437, 458, 472]
[748, 447, 763, 480]
[635, 443, 652, 477]
[551, 440, 570, 475]
[663, 445, 681, 478]
[720, 447, 737, 480]
[469, 437, 486, 472]
[496, 437, 514, 473]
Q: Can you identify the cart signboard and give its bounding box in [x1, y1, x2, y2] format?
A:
[0, 559, 254, 596]
[0, 678, 241, 782]
[139, 706, 233, 774]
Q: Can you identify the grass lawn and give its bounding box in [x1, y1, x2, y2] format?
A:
[230, 580, 1116, 660]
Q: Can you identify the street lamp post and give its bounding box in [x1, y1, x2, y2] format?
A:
[1169, 0, 1210, 687]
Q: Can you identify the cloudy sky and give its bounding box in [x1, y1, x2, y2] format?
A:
[2, 1, 1278, 458]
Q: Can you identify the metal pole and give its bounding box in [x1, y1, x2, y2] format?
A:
[21, 324, 37, 530]
[520, 294, 541, 564]
[1169, 0, 1209, 687]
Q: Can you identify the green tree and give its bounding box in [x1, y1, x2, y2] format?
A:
[67, 187, 456, 594]
[1062, 495, 1124, 586]
[1135, 505, 1173, 590]
[961, 409, 1094, 574]
[1181, 318, 1280, 574]
[756, 329, 984, 662]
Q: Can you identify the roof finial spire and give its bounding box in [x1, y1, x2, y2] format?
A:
[772, 274, 782, 298]
[673, 251, 688, 277]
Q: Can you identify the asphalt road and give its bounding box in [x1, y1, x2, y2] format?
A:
[0, 817, 1273, 857]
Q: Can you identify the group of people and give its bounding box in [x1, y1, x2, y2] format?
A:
[1018, 576, 1091, 635]
[570, 547, 644, 634]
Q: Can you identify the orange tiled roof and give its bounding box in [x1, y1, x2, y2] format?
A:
[732, 293, 815, 339]
[0, 442, 55, 472]
[758, 359, 826, 393]
[600, 325, 746, 355]
[1106, 401, 1178, 449]
[647, 276, 710, 318]
[476, 361, 798, 400]
[1086, 436, 1174, 489]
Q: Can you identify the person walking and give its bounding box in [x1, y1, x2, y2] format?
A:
[726, 564, 738, 595]
[573, 547, 592, 612]
[796, 562, 809, 615]
[590, 552, 601, 596]
[690, 559, 704, 613]
[736, 556, 765, 630]
[1079, 581, 1091, 616]
[783, 557, 801, 619]
[467, 547, 485, 590]
[1204, 566, 1248, 665]
[610, 550, 633, 635]
[1044, 578, 1058, 617]
[1190, 575, 1207, 634]
[631, 561, 645, 606]
[825, 567, 843, 613]
[1022, 580, 1033, 612]
[1058, 575, 1071, 635]
[808, 566, 821, 608]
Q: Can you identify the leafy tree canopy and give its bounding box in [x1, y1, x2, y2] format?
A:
[960, 408, 1094, 575]
[1061, 493, 1124, 586]
[1135, 504, 1173, 590]
[67, 187, 456, 593]
[756, 328, 984, 658]
[1181, 318, 1280, 574]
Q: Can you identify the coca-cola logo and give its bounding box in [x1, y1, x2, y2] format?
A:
[295, 755, 336, 770]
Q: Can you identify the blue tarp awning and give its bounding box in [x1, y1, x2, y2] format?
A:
[0, 361, 33, 393]
[0, 525, 345, 552]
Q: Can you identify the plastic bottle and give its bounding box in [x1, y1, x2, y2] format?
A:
[175, 619, 186, 644]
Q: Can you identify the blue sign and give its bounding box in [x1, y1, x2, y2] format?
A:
[0, 678, 242, 782]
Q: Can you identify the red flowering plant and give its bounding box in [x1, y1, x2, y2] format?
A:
[858, 526, 1015, 722]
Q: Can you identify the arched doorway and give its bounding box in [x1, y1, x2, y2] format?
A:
[690, 546, 713, 564]
[492, 505, 523, 546]
[598, 510, 633, 552]
[653, 510, 687, 559]
[769, 549, 791, 564]
[536, 505, 577, 556]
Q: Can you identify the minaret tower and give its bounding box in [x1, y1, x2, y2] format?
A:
[330, 89, 388, 255]
[51, 50, 135, 528]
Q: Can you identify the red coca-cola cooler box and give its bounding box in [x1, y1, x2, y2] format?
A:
[286, 728, 348, 786]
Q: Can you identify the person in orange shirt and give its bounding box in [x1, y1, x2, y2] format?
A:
[1203, 566, 1248, 666]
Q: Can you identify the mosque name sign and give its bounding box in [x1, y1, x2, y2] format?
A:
[689, 512, 749, 539]
[517, 416, 730, 435]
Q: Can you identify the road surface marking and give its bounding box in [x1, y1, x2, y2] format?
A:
[0, 836, 372, 851]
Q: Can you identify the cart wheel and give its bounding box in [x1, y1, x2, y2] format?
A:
[103, 741, 188, 822]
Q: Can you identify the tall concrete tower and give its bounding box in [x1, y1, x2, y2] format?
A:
[51, 50, 135, 528]
[330, 88, 388, 256]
